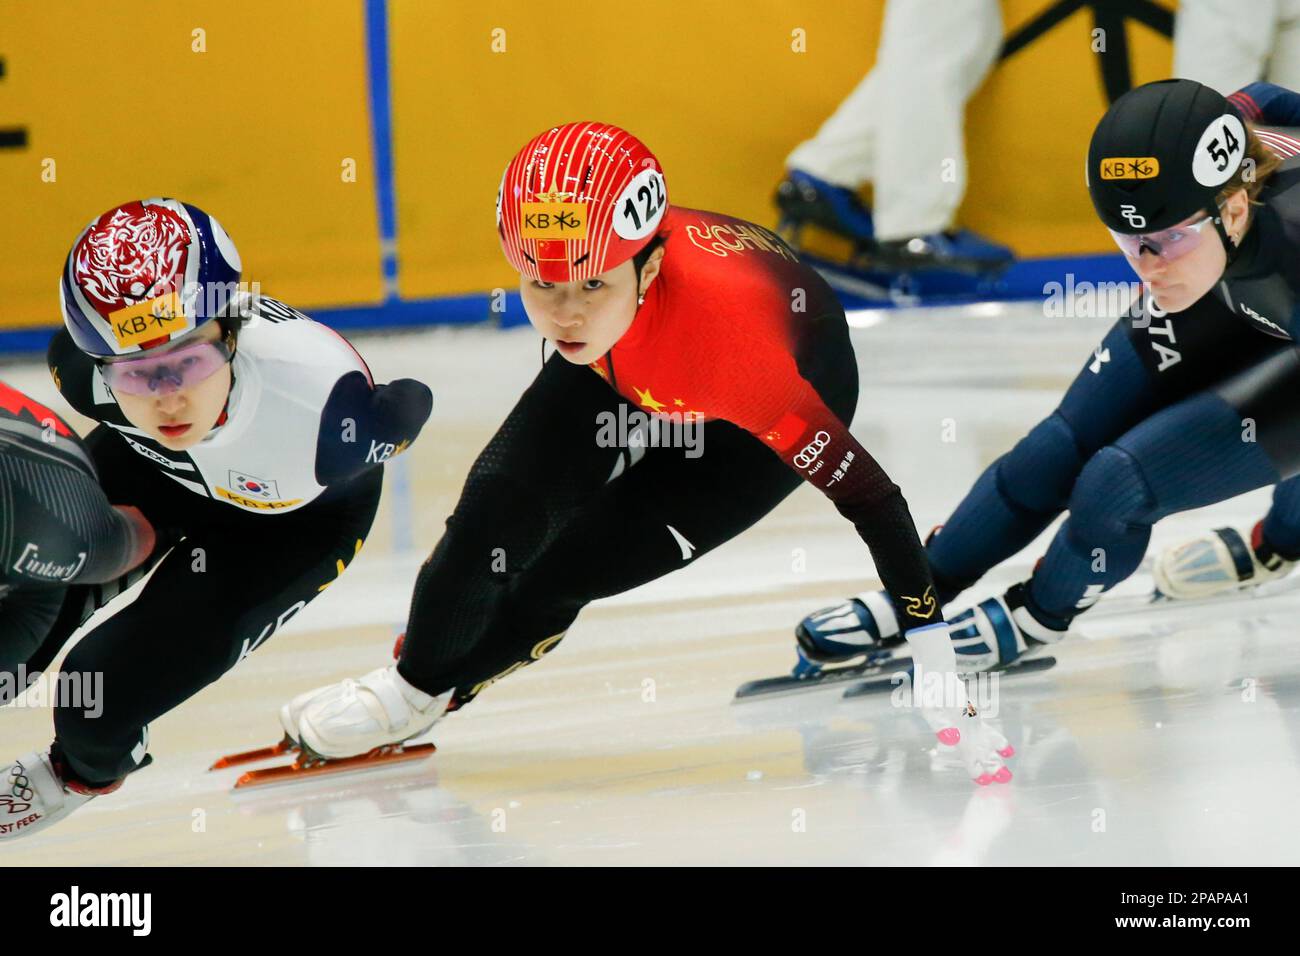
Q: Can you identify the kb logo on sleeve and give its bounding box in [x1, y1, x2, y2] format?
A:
[366, 438, 410, 464]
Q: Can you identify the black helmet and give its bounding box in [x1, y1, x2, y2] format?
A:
[1087, 79, 1248, 234]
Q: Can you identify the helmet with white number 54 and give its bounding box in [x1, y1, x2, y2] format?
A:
[1086, 79, 1247, 235]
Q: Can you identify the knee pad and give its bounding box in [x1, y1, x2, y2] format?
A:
[997, 412, 1085, 514]
[1068, 445, 1157, 541]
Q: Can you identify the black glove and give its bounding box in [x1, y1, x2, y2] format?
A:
[315, 372, 433, 486]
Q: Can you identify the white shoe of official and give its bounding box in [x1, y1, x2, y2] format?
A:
[290, 665, 455, 760]
[0, 750, 114, 841]
[1153, 522, 1296, 600]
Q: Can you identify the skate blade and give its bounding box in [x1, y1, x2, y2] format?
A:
[230, 742, 436, 790]
[733, 654, 908, 702]
[1094, 572, 1300, 618]
[209, 736, 297, 770]
[841, 655, 1057, 700]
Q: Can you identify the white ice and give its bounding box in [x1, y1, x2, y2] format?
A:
[2, 301, 1298, 866]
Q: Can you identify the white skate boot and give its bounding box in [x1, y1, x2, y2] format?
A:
[0, 749, 121, 841]
[946, 582, 1068, 674]
[1153, 521, 1296, 600]
[211, 634, 450, 788]
[277, 631, 411, 741]
[293, 664, 455, 760]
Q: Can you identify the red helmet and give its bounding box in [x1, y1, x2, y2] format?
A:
[497, 122, 668, 282]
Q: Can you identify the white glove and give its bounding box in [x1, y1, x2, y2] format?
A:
[904, 622, 1014, 786]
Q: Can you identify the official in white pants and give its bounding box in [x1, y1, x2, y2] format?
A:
[785, 0, 1002, 241]
[1174, 0, 1300, 93]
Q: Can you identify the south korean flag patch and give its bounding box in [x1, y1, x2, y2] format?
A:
[228, 470, 280, 501]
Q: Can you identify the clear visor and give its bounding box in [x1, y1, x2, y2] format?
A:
[1108, 212, 1219, 262]
[100, 340, 232, 396]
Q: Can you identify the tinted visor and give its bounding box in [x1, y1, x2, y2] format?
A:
[1108, 212, 1219, 261]
[100, 340, 233, 396]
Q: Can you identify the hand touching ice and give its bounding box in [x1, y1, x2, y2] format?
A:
[904, 622, 1014, 786]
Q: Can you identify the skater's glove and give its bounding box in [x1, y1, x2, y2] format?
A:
[315, 372, 434, 485]
[904, 622, 1014, 786]
[939, 706, 1013, 786]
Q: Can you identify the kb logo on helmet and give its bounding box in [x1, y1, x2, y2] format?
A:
[107, 293, 189, 348]
[1100, 156, 1160, 180]
[1120, 204, 1146, 229]
[793, 431, 831, 470]
[520, 202, 589, 241]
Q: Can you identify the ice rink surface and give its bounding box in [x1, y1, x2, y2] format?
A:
[3, 301, 1299, 866]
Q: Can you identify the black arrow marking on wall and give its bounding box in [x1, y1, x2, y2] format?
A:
[999, 0, 1175, 104]
[0, 57, 29, 150]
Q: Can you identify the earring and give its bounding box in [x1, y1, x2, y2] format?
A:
[637, 294, 645, 305]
